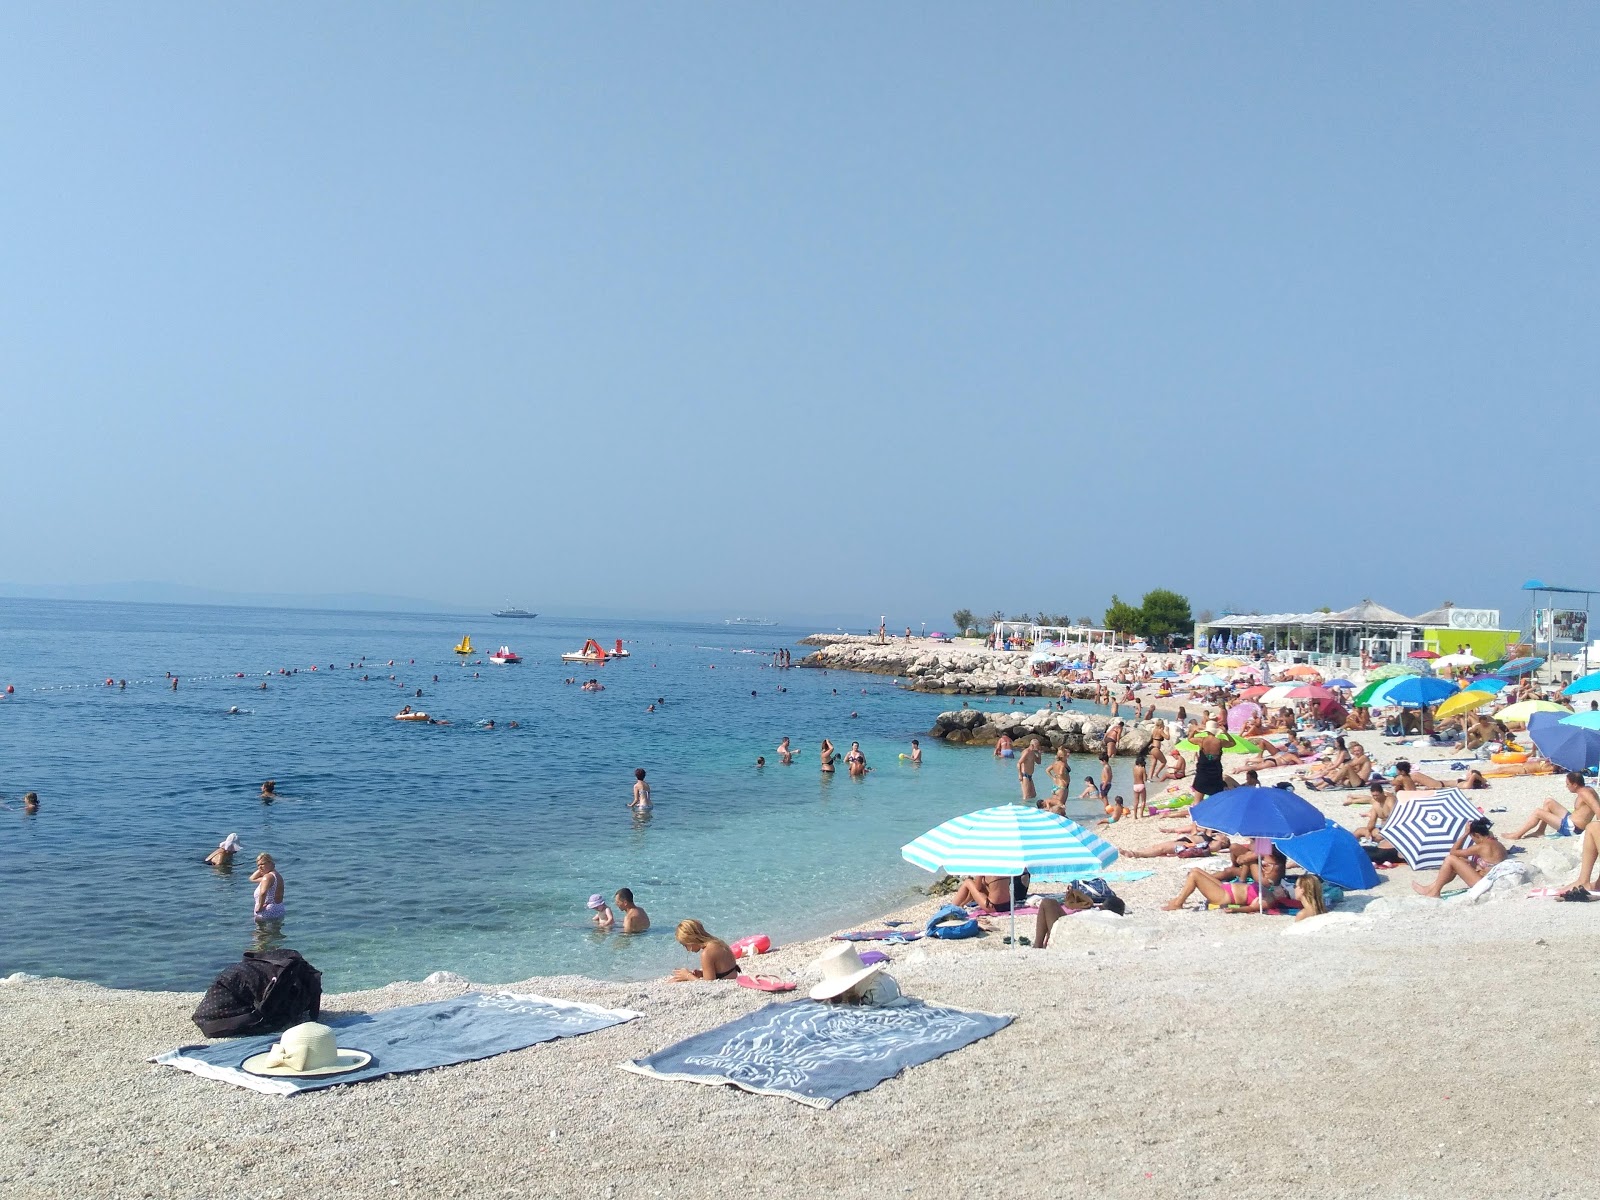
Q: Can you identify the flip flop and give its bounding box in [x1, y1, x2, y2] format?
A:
[736, 975, 797, 992]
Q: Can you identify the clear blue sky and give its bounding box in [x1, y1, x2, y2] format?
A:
[3, 5, 1595, 627]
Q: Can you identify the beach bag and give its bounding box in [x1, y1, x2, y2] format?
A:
[192, 949, 322, 1038]
[925, 904, 981, 940]
[1070, 878, 1127, 916]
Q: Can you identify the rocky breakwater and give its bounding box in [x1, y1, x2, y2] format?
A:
[799, 635, 1071, 696]
[930, 707, 1157, 756]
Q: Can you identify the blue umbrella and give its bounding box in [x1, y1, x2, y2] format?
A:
[1563, 673, 1600, 696]
[1274, 820, 1381, 890]
[1190, 786, 1327, 840]
[1562, 711, 1600, 730]
[1376, 675, 1460, 709]
[1528, 711, 1600, 773]
[1465, 675, 1510, 693]
[1152, 670, 1180, 679]
[1382, 788, 1486, 869]
[1324, 678, 1356, 690]
[1500, 656, 1545, 677]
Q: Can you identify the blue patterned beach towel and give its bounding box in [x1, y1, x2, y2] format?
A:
[154, 991, 640, 1095]
[620, 999, 1012, 1109]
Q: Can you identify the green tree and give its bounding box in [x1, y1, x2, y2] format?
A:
[951, 608, 975, 635]
[1103, 594, 1143, 635]
[1138, 589, 1193, 646]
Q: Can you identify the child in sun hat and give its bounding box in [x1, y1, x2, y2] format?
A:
[587, 894, 615, 929]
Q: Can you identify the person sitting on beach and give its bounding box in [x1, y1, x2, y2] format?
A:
[667, 919, 740, 982]
[1412, 818, 1508, 897]
[1099, 794, 1129, 825]
[1343, 706, 1372, 732]
[952, 871, 1031, 913]
[810, 943, 902, 1005]
[587, 893, 615, 929]
[1163, 851, 1293, 912]
[1351, 778, 1396, 841]
[205, 832, 241, 867]
[1304, 737, 1351, 780]
[1508, 772, 1599, 840]
[1237, 711, 1267, 738]
[250, 853, 286, 921]
[1305, 744, 1373, 791]
[1294, 875, 1329, 922]
[1167, 746, 1188, 779]
[776, 736, 794, 765]
[1392, 760, 1444, 791]
[614, 888, 649, 932]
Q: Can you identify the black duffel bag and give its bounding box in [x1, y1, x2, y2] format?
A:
[192, 949, 323, 1038]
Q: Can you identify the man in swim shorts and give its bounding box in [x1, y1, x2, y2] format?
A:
[1018, 738, 1041, 802]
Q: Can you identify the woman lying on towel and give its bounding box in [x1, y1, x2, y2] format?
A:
[1124, 829, 1231, 858]
[667, 919, 741, 982]
[1239, 735, 1315, 770]
[1162, 851, 1294, 912]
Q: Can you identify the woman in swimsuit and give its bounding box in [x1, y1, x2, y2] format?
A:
[1130, 753, 1149, 819]
[820, 739, 837, 773]
[1412, 819, 1507, 897]
[1163, 851, 1292, 911]
[250, 853, 286, 921]
[846, 742, 868, 777]
[1191, 721, 1236, 799]
[630, 768, 652, 810]
[668, 919, 740, 982]
[1146, 721, 1168, 781]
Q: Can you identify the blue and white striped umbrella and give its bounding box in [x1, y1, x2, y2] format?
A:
[1381, 788, 1485, 870]
[901, 804, 1119, 879]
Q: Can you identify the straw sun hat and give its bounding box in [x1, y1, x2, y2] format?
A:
[809, 943, 884, 1001]
[241, 1022, 372, 1078]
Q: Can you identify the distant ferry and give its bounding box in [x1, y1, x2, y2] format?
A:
[726, 617, 777, 627]
[492, 605, 538, 619]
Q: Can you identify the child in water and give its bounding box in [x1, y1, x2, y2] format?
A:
[587, 894, 615, 929]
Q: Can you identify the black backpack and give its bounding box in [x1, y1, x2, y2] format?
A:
[192, 949, 323, 1038]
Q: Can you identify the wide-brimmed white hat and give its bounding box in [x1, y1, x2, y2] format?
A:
[219, 833, 241, 853]
[809, 943, 883, 1001]
[240, 1022, 372, 1078]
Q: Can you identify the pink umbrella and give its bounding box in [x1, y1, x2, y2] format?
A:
[1286, 685, 1336, 701]
[1227, 701, 1262, 732]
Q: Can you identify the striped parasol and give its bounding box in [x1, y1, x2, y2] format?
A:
[1380, 788, 1485, 869]
[901, 805, 1118, 878]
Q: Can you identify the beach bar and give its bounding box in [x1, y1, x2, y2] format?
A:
[1193, 600, 1518, 665]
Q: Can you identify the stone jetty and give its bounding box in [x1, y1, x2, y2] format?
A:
[928, 706, 1159, 756]
[799, 634, 1123, 696]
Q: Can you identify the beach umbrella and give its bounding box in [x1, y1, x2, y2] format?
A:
[1499, 656, 1545, 677]
[1464, 675, 1510, 693]
[901, 804, 1118, 946]
[1495, 699, 1569, 727]
[1174, 734, 1261, 755]
[1381, 789, 1485, 870]
[1260, 685, 1301, 707]
[1190, 786, 1327, 913]
[1239, 685, 1272, 700]
[1352, 677, 1405, 708]
[1528, 712, 1600, 773]
[1435, 689, 1497, 720]
[1152, 670, 1180, 679]
[1210, 658, 1245, 669]
[1407, 650, 1440, 660]
[1377, 675, 1459, 709]
[1274, 820, 1381, 891]
[1323, 678, 1356, 690]
[1433, 653, 1482, 671]
[1367, 663, 1420, 681]
[1281, 665, 1322, 680]
[1560, 711, 1600, 730]
[1226, 701, 1261, 733]
[1562, 672, 1600, 696]
[1285, 685, 1336, 701]
[1189, 673, 1228, 688]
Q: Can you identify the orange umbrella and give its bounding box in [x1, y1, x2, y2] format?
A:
[1281, 665, 1323, 679]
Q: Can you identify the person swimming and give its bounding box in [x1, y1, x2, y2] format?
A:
[205, 832, 241, 867]
[259, 780, 276, 803]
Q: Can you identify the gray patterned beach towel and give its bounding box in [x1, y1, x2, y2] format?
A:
[154, 991, 640, 1095]
[620, 998, 1012, 1109]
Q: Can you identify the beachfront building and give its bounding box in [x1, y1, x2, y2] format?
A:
[1194, 600, 1519, 665]
[988, 621, 1120, 652]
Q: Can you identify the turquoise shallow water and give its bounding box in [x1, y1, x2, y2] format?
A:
[0, 601, 1122, 991]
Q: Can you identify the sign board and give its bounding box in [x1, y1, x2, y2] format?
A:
[1534, 608, 1589, 644]
[1445, 608, 1499, 630]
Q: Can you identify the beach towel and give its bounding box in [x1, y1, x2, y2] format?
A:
[620, 999, 1013, 1109]
[831, 929, 924, 943]
[153, 991, 640, 1096]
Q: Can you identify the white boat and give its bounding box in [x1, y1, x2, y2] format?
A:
[726, 617, 777, 627]
[492, 603, 538, 619]
[561, 638, 629, 663]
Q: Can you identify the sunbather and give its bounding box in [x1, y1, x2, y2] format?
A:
[1305, 744, 1373, 790]
[1353, 779, 1396, 841]
[1561, 823, 1600, 892]
[1392, 760, 1444, 791]
[1412, 819, 1507, 897]
[1162, 852, 1292, 911]
[668, 919, 740, 982]
[1294, 875, 1329, 921]
[1508, 772, 1599, 839]
[952, 872, 1031, 912]
[1125, 829, 1230, 858]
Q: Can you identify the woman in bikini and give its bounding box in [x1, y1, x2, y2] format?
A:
[820, 739, 837, 773]
[846, 742, 868, 777]
[667, 919, 741, 982]
[1412, 819, 1508, 897]
[1146, 720, 1169, 781]
[1130, 753, 1150, 819]
[250, 853, 286, 922]
[1163, 851, 1292, 911]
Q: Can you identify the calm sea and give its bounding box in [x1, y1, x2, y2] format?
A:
[0, 600, 1116, 991]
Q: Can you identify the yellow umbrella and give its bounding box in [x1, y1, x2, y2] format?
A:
[1435, 689, 1497, 720]
[1495, 700, 1570, 727]
[1209, 658, 1245, 669]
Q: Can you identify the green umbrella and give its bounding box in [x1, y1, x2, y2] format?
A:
[1175, 735, 1261, 755]
[1367, 663, 1420, 681]
[1351, 679, 1390, 708]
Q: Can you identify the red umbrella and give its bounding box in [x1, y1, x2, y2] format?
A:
[1408, 649, 1440, 660]
[1286, 685, 1336, 701]
[1239, 685, 1272, 700]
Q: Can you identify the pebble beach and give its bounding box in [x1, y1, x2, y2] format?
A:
[7, 722, 1599, 1200]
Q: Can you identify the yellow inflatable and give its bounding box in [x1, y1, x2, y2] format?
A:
[453, 636, 473, 655]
